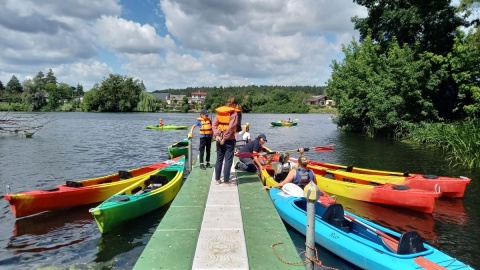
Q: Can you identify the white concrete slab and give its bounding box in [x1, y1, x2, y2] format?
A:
[192, 162, 249, 270]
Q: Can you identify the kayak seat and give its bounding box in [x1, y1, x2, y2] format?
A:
[147, 175, 168, 188]
[119, 170, 132, 180]
[423, 174, 439, 179]
[108, 195, 130, 202]
[40, 186, 60, 192]
[322, 204, 350, 232]
[274, 172, 289, 182]
[66, 180, 83, 188]
[323, 173, 334, 179]
[397, 231, 426, 255]
[98, 179, 112, 184]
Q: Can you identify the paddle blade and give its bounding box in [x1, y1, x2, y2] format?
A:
[282, 183, 304, 197]
[314, 145, 335, 152]
[235, 152, 256, 158]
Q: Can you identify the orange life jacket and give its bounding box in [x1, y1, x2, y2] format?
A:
[197, 117, 213, 135]
[215, 106, 240, 132]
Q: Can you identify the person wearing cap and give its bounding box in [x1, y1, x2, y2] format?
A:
[235, 133, 268, 174]
[158, 118, 164, 126]
[263, 155, 317, 190]
[188, 109, 213, 170]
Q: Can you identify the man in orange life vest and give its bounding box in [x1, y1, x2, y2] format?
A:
[188, 110, 213, 170]
[212, 97, 240, 185]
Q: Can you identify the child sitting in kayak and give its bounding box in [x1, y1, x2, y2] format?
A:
[158, 118, 164, 126]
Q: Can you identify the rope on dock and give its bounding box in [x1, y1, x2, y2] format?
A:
[271, 242, 338, 269]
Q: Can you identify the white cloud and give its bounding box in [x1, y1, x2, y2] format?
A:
[0, 0, 367, 91]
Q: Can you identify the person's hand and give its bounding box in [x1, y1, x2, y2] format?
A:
[262, 186, 271, 190]
[187, 133, 192, 139]
[220, 139, 225, 145]
[216, 136, 222, 142]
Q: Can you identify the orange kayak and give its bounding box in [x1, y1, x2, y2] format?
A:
[306, 163, 441, 214]
[4, 156, 182, 218]
[308, 160, 471, 198]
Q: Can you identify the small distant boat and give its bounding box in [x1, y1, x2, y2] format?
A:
[90, 156, 186, 233]
[146, 125, 188, 130]
[4, 158, 179, 218]
[269, 188, 473, 269]
[271, 119, 298, 126]
[168, 138, 189, 159]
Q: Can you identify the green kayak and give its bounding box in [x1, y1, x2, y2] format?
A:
[146, 125, 188, 130]
[271, 121, 298, 126]
[89, 156, 185, 233]
[168, 138, 189, 159]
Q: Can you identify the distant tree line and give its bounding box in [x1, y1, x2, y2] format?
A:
[154, 85, 327, 113]
[0, 69, 84, 112]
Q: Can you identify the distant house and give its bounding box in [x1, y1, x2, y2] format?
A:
[167, 94, 186, 106]
[152, 92, 169, 101]
[191, 91, 207, 105]
[326, 99, 335, 107]
[305, 95, 327, 106]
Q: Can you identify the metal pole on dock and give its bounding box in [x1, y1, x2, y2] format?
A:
[304, 181, 320, 270]
[188, 135, 193, 172]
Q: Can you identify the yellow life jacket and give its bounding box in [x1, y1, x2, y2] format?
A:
[197, 117, 213, 135]
[215, 106, 240, 132]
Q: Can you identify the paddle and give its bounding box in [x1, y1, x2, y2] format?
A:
[235, 145, 335, 158]
[344, 214, 399, 252]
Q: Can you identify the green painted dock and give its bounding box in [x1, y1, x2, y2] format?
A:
[134, 151, 303, 269]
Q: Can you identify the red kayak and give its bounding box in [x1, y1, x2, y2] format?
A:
[4, 156, 182, 218]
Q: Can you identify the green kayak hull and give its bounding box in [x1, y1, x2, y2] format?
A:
[90, 156, 185, 233]
[271, 121, 298, 126]
[168, 138, 189, 159]
[146, 125, 188, 130]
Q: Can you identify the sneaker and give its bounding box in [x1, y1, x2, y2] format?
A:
[206, 163, 212, 168]
[215, 180, 222, 185]
[200, 164, 206, 170]
[235, 162, 241, 170]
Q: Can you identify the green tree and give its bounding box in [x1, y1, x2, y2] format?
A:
[58, 82, 73, 99]
[76, 83, 84, 96]
[0, 80, 5, 100]
[136, 92, 158, 112]
[327, 37, 442, 137]
[5, 75, 23, 103]
[45, 68, 57, 85]
[22, 77, 47, 111]
[45, 83, 60, 110]
[352, 0, 465, 56]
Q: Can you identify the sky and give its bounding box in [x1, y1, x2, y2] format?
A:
[0, 0, 367, 92]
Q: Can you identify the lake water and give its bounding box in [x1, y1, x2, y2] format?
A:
[0, 112, 478, 269]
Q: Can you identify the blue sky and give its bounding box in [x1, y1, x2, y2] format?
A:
[0, 0, 366, 91]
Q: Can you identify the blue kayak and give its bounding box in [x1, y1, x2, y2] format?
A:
[269, 188, 472, 270]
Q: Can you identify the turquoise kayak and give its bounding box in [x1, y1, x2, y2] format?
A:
[89, 156, 185, 233]
[269, 188, 472, 269]
[146, 125, 188, 130]
[168, 138, 189, 159]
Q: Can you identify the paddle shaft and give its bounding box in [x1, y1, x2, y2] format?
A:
[235, 145, 334, 158]
[344, 214, 399, 249]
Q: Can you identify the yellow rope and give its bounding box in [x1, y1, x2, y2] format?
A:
[271, 242, 338, 269]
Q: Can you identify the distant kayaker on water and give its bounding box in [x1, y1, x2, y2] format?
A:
[188, 110, 213, 170]
[158, 118, 164, 126]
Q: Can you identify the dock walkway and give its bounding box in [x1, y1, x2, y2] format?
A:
[134, 151, 302, 269]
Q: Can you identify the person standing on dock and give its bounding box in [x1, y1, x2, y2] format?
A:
[212, 97, 240, 185]
[188, 110, 213, 170]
